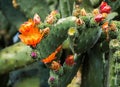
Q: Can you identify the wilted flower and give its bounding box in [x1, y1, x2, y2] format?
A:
[80, 8, 87, 16]
[46, 10, 59, 24]
[109, 22, 116, 31]
[102, 22, 109, 40]
[51, 61, 61, 71]
[46, 15, 55, 24]
[92, 9, 99, 16]
[75, 18, 84, 26]
[31, 52, 37, 58]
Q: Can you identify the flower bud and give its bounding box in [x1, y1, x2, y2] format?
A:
[100, 5, 111, 14]
[100, 1, 111, 14]
[110, 22, 116, 31]
[65, 55, 75, 66]
[49, 77, 55, 83]
[80, 8, 87, 16]
[33, 13, 41, 24]
[94, 14, 103, 23]
[92, 9, 99, 16]
[100, 1, 107, 9]
[75, 18, 84, 26]
[31, 52, 37, 58]
[102, 13, 108, 19]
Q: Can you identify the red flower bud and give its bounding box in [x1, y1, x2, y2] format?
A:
[94, 14, 103, 23]
[65, 55, 74, 66]
[100, 1, 107, 9]
[100, 1, 111, 14]
[100, 5, 111, 14]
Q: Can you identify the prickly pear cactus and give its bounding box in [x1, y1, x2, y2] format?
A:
[109, 39, 120, 87]
[0, 0, 120, 87]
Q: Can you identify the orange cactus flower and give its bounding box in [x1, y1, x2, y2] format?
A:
[42, 51, 57, 64]
[19, 19, 35, 34]
[19, 19, 49, 47]
[50, 61, 61, 71]
[42, 45, 62, 64]
[19, 28, 46, 47]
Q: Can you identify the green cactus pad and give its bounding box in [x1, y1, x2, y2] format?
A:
[36, 16, 77, 59]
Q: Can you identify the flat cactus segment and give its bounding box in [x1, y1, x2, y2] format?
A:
[81, 44, 104, 87]
[36, 16, 77, 59]
[16, 0, 49, 21]
[75, 27, 102, 53]
[108, 39, 120, 87]
[0, 0, 27, 28]
[0, 42, 34, 75]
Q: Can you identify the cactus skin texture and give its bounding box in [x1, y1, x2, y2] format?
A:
[108, 39, 120, 87]
[108, 22, 120, 87]
[0, 42, 34, 75]
[37, 16, 101, 59]
[36, 15, 101, 87]
[36, 16, 76, 59]
[1, 0, 120, 87]
[81, 43, 104, 87]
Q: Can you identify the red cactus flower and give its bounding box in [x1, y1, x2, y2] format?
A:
[100, 1, 111, 14]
